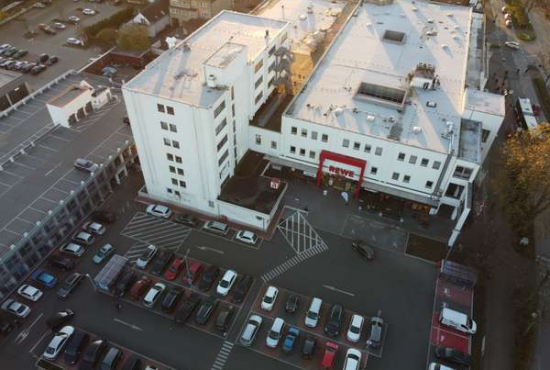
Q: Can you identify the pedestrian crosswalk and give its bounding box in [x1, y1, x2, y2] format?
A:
[261, 243, 328, 283]
[121, 213, 192, 257]
[210, 341, 234, 370]
[124, 242, 153, 263]
[277, 207, 328, 254]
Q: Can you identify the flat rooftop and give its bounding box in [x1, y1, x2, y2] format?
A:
[464, 88, 505, 117]
[0, 69, 21, 89]
[254, 0, 347, 54]
[0, 72, 132, 257]
[47, 85, 90, 108]
[125, 11, 288, 108]
[285, 0, 474, 154]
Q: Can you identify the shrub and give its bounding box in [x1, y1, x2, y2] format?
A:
[533, 77, 550, 121]
[84, 7, 134, 38]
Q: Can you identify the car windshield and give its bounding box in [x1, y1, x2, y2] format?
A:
[264, 296, 273, 304]
[220, 280, 230, 288]
[350, 326, 360, 334]
[268, 330, 280, 340]
[45, 347, 56, 355]
[349, 354, 360, 361]
[306, 311, 317, 320]
[140, 250, 150, 259]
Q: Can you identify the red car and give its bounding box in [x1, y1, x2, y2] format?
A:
[164, 257, 185, 281]
[182, 261, 203, 286]
[129, 276, 152, 300]
[320, 341, 338, 369]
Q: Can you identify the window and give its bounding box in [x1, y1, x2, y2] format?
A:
[375, 147, 383, 156]
[268, 77, 275, 88]
[215, 118, 228, 135]
[301, 129, 307, 138]
[157, 103, 165, 113]
[214, 100, 226, 118]
[255, 134, 262, 145]
[217, 135, 228, 151]
[290, 146, 296, 154]
[160, 121, 168, 130]
[364, 144, 371, 153]
[453, 166, 473, 180]
[322, 134, 328, 143]
[175, 190, 180, 196]
[255, 92, 263, 104]
[425, 181, 433, 189]
[392, 172, 399, 180]
[311, 131, 318, 140]
[268, 62, 276, 73]
[353, 142, 360, 150]
[397, 153, 405, 161]
[169, 123, 177, 133]
[309, 151, 316, 159]
[371, 167, 378, 175]
[254, 59, 263, 72]
[179, 180, 187, 188]
[291, 126, 297, 135]
[271, 141, 277, 149]
[342, 139, 350, 148]
[409, 155, 417, 164]
[432, 161, 441, 170]
[421, 158, 429, 167]
[218, 150, 229, 166]
[268, 45, 276, 56]
[169, 166, 176, 173]
[167, 106, 174, 115]
[167, 188, 173, 194]
[175, 156, 182, 163]
[164, 138, 171, 146]
[172, 140, 180, 149]
[255, 76, 263, 89]
[177, 168, 184, 176]
[299, 148, 306, 156]
[231, 86, 234, 100]
[232, 104, 235, 117]
[445, 183, 464, 199]
[404, 175, 410, 183]
[171, 178, 178, 185]
[167, 153, 174, 161]
[482, 129, 490, 143]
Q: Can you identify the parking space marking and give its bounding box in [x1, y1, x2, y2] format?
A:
[261, 243, 328, 283]
[124, 242, 151, 262]
[278, 206, 328, 254]
[210, 341, 234, 370]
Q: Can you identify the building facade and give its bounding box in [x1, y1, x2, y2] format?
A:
[169, 0, 232, 25]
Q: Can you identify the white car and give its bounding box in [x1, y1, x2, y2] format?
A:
[261, 286, 279, 312]
[68, 16, 80, 23]
[1, 299, 31, 318]
[17, 284, 43, 302]
[33, 2, 46, 8]
[346, 314, 364, 343]
[143, 282, 166, 308]
[429, 363, 456, 370]
[216, 269, 237, 296]
[235, 230, 258, 245]
[67, 38, 83, 46]
[343, 348, 362, 370]
[73, 231, 95, 246]
[0, 44, 11, 52]
[83, 221, 106, 235]
[82, 8, 96, 15]
[146, 204, 172, 219]
[43, 326, 75, 360]
[504, 41, 520, 50]
[53, 22, 66, 30]
[60, 243, 85, 257]
[135, 245, 158, 269]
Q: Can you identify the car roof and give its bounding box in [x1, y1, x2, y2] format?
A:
[223, 270, 237, 279]
[266, 286, 278, 295]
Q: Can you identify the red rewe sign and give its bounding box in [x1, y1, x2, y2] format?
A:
[316, 150, 366, 198]
[328, 166, 354, 178]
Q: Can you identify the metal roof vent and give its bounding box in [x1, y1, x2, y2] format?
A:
[412, 126, 422, 134]
[426, 101, 437, 108]
[366, 114, 376, 122]
[382, 30, 406, 44]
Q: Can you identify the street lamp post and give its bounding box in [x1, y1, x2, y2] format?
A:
[183, 248, 192, 287]
[84, 273, 97, 292]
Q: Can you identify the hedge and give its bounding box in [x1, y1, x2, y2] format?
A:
[84, 7, 135, 38]
[533, 77, 550, 121]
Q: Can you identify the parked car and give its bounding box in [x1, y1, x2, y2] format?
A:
[366, 316, 384, 348]
[74, 158, 98, 173]
[21, 62, 36, 73]
[182, 261, 203, 286]
[17, 284, 43, 302]
[82, 8, 96, 15]
[45, 55, 59, 66]
[33, 2, 46, 8]
[0, 44, 10, 53]
[203, 220, 229, 235]
[49, 255, 75, 271]
[324, 304, 344, 337]
[320, 341, 338, 369]
[235, 230, 258, 245]
[100, 346, 123, 370]
[301, 335, 316, 359]
[346, 314, 364, 343]
[43, 326, 75, 360]
[261, 286, 279, 311]
[3, 47, 18, 57]
[285, 294, 300, 314]
[129, 276, 152, 300]
[215, 305, 234, 332]
[43, 26, 56, 35]
[195, 296, 218, 325]
[343, 348, 362, 370]
[174, 213, 198, 227]
[46, 309, 74, 330]
[121, 356, 142, 370]
[146, 204, 172, 219]
[504, 41, 520, 50]
[240, 314, 262, 346]
[53, 22, 66, 30]
[435, 346, 471, 366]
[143, 282, 166, 308]
[67, 16, 80, 24]
[135, 245, 158, 270]
[115, 269, 135, 297]
[174, 293, 201, 324]
[57, 272, 83, 299]
[30, 64, 46, 75]
[92, 210, 116, 224]
[64, 330, 90, 365]
[38, 53, 49, 64]
[428, 363, 457, 370]
[216, 269, 237, 296]
[32, 270, 58, 288]
[1, 299, 31, 318]
[79, 338, 108, 370]
[351, 240, 375, 261]
[73, 231, 95, 246]
[161, 288, 183, 313]
[150, 250, 174, 276]
[198, 265, 220, 292]
[60, 243, 85, 257]
[93, 244, 115, 264]
[13, 49, 27, 59]
[164, 257, 184, 280]
[83, 221, 106, 235]
[266, 318, 285, 348]
[232, 275, 253, 303]
[282, 326, 300, 353]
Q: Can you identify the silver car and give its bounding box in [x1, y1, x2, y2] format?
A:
[43, 326, 75, 360]
[74, 158, 98, 173]
[135, 245, 157, 269]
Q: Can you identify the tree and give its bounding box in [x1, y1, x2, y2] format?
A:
[493, 123, 550, 237]
[96, 28, 117, 48]
[116, 23, 149, 52]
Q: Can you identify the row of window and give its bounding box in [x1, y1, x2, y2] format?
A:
[219, 149, 229, 166]
[342, 139, 383, 156]
[160, 121, 177, 133]
[215, 118, 228, 136]
[290, 146, 317, 159]
[169, 165, 185, 176]
[157, 104, 174, 115]
[217, 135, 228, 152]
[396, 152, 441, 170]
[163, 138, 180, 149]
[390, 172, 434, 189]
[170, 178, 187, 188]
[166, 153, 182, 163]
[290, 126, 329, 142]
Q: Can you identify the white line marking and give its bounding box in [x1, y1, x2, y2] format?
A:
[323, 284, 355, 297]
[113, 318, 144, 331]
[29, 329, 50, 355]
[45, 162, 63, 176]
[196, 245, 225, 254]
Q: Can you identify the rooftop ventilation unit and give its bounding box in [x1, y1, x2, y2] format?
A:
[382, 30, 406, 44]
[412, 126, 422, 134]
[354, 82, 408, 111]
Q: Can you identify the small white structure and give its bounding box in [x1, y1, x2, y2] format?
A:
[91, 86, 113, 110]
[131, 0, 170, 38]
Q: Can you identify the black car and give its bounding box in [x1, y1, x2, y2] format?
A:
[174, 293, 201, 325]
[198, 265, 220, 292]
[301, 335, 316, 359]
[195, 297, 217, 325]
[150, 250, 175, 276]
[79, 339, 108, 370]
[351, 240, 375, 261]
[324, 304, 344, 337]
[38, 53, 49, 63]
[92, 210, 116, 224]
[115, 270, 135, 297]
[64, 330, 90, 365]
[121, 356, 142, 370]
[232, 275, 253, 303]
[45, 55, 59, 66]
[0, 315, 14, 337]
[49, 255, 74, 271]
[215, 305, 233, 332]
[161, 288, 183, 313]
[46, 309, 74, 330]
[57, 272, 83, 299]
[21, 62, 36, 73]
[285, 294, 300, 314]
[435, 346, 471, 366]
[30, 64, 46, 75]
[173, 213, 198, 228]
[100, 346, 123, 370]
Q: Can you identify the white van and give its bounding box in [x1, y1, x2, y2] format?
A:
[439, 308, 477, 335]
[266, 318, 284, 348]
[304, 297, 322, 328]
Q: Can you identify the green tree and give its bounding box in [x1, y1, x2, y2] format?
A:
[96, 28, 117, 48]
[116, 23, 150, 52]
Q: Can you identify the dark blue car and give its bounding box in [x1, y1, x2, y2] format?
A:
[31, 270, 58, 288]
[282, 326, 300, 353]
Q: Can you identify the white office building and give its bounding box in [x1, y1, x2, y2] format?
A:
[123, 1, 504, 245]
